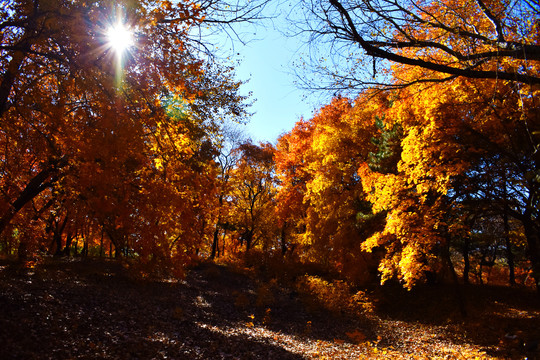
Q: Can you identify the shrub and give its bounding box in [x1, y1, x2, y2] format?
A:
[295, 275, 357, 314]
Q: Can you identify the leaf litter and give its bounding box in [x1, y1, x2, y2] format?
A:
[0, 258, 538, 359]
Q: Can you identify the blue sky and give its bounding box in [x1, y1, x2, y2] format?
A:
[228, 23, 320, 144]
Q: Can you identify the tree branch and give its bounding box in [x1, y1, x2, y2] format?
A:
[328, 0, 540, 85]
[475, 0, 505, 42]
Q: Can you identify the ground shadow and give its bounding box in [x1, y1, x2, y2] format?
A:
[0, 258, 376, 359]
[369, 281, 540, 358]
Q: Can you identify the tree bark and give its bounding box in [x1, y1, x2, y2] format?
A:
[462, 237, 470, 285]
[0, 41, 30, 116]
[502, 168, 516, 285]
[0, 166, 55, 237]
[503, 209, 516, 285]
[0, 156, 66, 238]
[242, 229, 253, 251]
[443, 240, 467, 317]
[53, 215, 69, 256]
[82, 238, 88, 257]
[99, 230, 104, 258]
[210, 226, 219, 260]
[63, 233, 74, 257]
[522, 219, 540, 293]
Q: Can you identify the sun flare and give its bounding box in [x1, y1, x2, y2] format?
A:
[107, 22, 134, 55]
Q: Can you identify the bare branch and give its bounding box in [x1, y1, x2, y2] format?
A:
[291, 0, 540, 92]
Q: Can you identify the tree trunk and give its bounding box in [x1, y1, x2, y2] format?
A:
[53, 231, 63, 256]
[462, 237, 470, 284]
[1, 237, 9, 256]
[210, 226, 219, 260]
[82, 238, 88, 257]
[502, 169, 516, 285]
[17, 241, 28, 261]
[0, 41, 30, 117]
[280, 222, 288, 256]
[105, 228, 126, 258]
[522, 219, 540, 293]
[221, 229, 227, 257]
[99, 230, 104, 258]
[503, 209, 515, 285]
[53, 215, 69, 256]
[245, 230, 253, 251]
[63, 233, 73, 256]
[443, 240, 467, 317]
[0, 166, 55, 237]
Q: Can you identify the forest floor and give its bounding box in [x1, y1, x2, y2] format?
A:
[0, 257, 539, 359]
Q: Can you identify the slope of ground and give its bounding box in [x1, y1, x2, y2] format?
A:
[0, 258, 538, 359]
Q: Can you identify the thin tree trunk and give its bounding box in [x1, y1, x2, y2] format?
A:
[502, 169, 515, 286]
[245, 229, 253, 251]
[210, 227, 219, 260]
[0, 41, 30, 116]
[17, 242, 28, 261]
[522, 219, 540, 293]
[280, 222, 288, 256]
[99, 230, 104, 258]
[63, 233, 73, 256]
[82, 238, 88, 257]
[221, 229, 227, 257]
[462, 237, 470, 284]
[53, 215, 69, 256]
[443, 240, 467, 317]
[503, 210, 515, 285]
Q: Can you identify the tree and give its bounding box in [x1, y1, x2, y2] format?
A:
[209, 122, 247, 259]
[359, 74, 540, 289]
[0, 0, 252, 271]
[292, 0, 540, 91]
[275, 118, 317, 257]
[288, 0, 540, 290]
[229, 141, 277, 252]
[275, 93, 387, 281]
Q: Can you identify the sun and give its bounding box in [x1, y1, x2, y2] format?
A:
[107, 22, 134, 55]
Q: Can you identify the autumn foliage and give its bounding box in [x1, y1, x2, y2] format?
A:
[272, 0, 540, 290]
[0, 0, 247, 274]
[1, 0, 539, 296]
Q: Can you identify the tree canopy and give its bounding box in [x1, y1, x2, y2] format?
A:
[1, 0, 539, 293]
